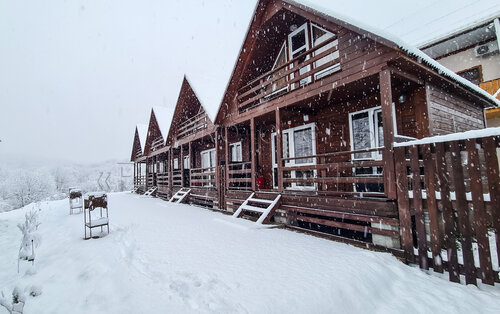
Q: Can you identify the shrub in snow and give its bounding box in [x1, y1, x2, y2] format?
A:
[7, 169, 56, 208]
[0, 288, 25, 314]
[17, 210, 41, 272]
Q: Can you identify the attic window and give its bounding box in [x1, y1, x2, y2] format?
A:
[456, 66, 482, 85]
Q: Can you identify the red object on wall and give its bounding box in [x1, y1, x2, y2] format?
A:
[256, 176, 265, 189]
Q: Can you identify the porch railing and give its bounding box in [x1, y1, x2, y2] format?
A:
[157, 172, 169, 188]
[279, 147, 385, 195]
[147, 173, 155, 187]
[228, 162, 252, 190]
[480, 78, 500, 100]
[176, 112, 208, 140]
[134, 176, 146, 187]
[237, 36, 340, 110]
[172, 169, 182, 187]
[190, 167, 216, 188]
[394, 131, 500, 286]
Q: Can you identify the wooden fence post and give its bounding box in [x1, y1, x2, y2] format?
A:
[466, 139, 494, 284]
[394, 146, 414, 262]
[449, 141, 476, 285]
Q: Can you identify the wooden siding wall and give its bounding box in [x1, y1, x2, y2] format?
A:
[427, 84, 485, 135]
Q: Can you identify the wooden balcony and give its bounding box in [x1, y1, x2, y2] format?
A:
[237, 36, 340, 110]
[176, 112, 208, 140]
[480, 78, 500, 100]
[151, 137, 164, 152]
[190, 167, 216, 188]
[278, 147, 385, 196]
[228, 162, 252, 190]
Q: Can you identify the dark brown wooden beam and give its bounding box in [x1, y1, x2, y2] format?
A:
[276, 108, 283, 192]
[250, 117, 256, 191]
[379, 69, 397, 199]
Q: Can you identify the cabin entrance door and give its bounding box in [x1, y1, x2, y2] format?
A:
[271, 123, 317, 190]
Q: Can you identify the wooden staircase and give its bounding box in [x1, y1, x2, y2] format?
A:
[169, 188, 191, 203]
[144, 186, 157, 196]
[232, 193, 281, 224]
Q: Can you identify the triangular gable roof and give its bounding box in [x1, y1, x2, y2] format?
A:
[144, 106, 174, 155]
[165, 76, 215, 145]
[214, 0, 500, 123]
[130, 124, 147, 161]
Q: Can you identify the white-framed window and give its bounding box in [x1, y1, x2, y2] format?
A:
[183, 155, 190, 169]
[349, 105, 398, 160]
[229, 142, 243, 162]
[173, 157, 179, 170]
[271, 123, 316, 190]
[310, 23, 340, 79]
[201, 148, 216, 170]
[288, 22, 311, 88]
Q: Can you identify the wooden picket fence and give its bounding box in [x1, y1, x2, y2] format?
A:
[394, 130, 500, 285]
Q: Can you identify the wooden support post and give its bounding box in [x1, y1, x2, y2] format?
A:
[250, 118, 256, 191]
[379, 70, 397, 199]
[168, 148, 173, 196]
[225, 127, 230, 192]
[188, 141, 192, 188]
[133, 162, 136, 186]
[215, 128, 221, 207]
[180, 145, 184, 187]
[276, 108, 283, 192]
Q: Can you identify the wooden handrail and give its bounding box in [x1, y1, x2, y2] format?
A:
[239, 36, 338, 92]
[237, 55, 340, 109]
[281, 147, 384, 162]
[238, 45, 339, 101]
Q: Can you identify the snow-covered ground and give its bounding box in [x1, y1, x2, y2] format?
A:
[1, 193, 500, 313]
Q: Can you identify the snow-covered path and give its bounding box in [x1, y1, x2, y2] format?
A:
[1, 192, 500, 313]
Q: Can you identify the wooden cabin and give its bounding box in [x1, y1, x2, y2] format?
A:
[140, 106, 174, 197]
[131, 124, 148, 193]
[131, 0, 500, 285]
[164, 77, 220, 207]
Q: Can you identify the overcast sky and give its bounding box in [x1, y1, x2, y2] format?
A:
[1, 0, 498, 165]
[0, 0, 255, 164]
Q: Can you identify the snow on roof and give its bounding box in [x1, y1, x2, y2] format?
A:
[184, 70, 231, 123]
[394, 126, 500, 147]
[183, 75, 214, 122]
[151, 106, 174, 141]
[293, 0, 500, 48]
[136, 124, 148, 153]
[291, 0, 500, 107]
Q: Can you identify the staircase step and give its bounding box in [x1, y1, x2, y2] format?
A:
[248, 198, 273, 204]
[241, 204, 266, 213]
